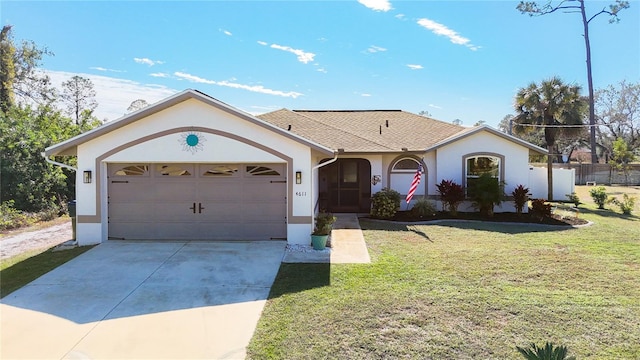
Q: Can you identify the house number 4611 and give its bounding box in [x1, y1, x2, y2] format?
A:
[295, 192, 307, 197]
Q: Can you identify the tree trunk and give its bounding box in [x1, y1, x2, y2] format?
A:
[547, 142, 554, 200]
[580, 0, 598, 164]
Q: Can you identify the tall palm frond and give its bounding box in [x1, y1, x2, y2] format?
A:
[516, 342, 576, 360]
[513, 77, 588, 200]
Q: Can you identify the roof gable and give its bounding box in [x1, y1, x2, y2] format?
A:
[45, 89, 333, 156]
[425, 125, 548, 155]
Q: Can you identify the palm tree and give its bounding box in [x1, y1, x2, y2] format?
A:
[514, 77, 587, 200]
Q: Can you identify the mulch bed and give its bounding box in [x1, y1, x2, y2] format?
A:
[379, 211, 588, 226]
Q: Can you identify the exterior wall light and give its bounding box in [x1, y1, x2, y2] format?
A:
[83, 170, 92, 184]
[295, 171, 302, 184]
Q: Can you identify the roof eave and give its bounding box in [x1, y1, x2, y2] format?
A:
[44, 89, 334, 157]
[424, 125, 548, 155]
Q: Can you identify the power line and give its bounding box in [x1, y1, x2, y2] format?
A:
[513, 123, 604, 128]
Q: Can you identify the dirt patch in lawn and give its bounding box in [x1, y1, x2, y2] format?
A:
[0, 219, 73, 261]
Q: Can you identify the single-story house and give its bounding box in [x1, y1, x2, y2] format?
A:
[44, 89, 548, 246]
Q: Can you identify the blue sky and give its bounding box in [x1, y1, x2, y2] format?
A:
[3, 0, 639, 127]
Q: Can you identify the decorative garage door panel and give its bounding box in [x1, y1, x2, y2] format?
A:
[107, 163, 286, 240]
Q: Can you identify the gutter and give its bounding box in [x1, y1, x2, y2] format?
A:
[41, 152, 77, 172]
[310, 152, 339, 218]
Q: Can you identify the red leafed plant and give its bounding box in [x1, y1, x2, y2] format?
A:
[512, 184, 531, 216]
[436, 179, 465, 216]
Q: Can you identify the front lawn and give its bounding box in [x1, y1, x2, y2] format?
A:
[0, 245, 95, 298]
[248, 203, 640, 359]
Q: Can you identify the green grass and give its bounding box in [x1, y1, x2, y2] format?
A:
[0, 245, 95, 298]
[248, 203, 640, 359]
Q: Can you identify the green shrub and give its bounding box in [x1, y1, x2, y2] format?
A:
[566, 192, 581, 208]
[0, 201, 32, 231]
[530, 199, 552, 221]
[370, 188, 401, 219]
[411, 198, 436, 217]
[436, 179, 465, 216]
[312, 211, 337, 235]
[512, 184, 530, 215]
[589, 186, 608, 209]
[468, 173, 505, 217]
[516, 342, 575, 360]
[610, 194, 636, 215]
[0, 200, 63, 231]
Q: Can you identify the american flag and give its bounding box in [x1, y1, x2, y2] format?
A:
[405, 164, 423, 204]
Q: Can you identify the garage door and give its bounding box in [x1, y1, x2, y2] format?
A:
[107, 163, 287, 240]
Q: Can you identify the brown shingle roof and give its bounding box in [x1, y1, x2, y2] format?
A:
[257, 109, 465, 152]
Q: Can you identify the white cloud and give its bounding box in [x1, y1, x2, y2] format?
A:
[417, 18, 479, 51]
[367, 45, 387, 53]
[218, 80, 303, 98]
[134, 57, 165, 66]
[429, 104, 443, 109]
[407, 64, 423, 70]
[221, 29, 232, 36]
[174, 71, 216, 84]
[316, 68, 328, 73]
[361, 93, 372, 97]
[395, 14, 406, 20]
[149, 72, 170, 78]
[270, 44, 315, 64]
[90, 66, 124, 73]
[257, 40, 268, 46]
[45, 70, 177, 121]
[358, 0, 392, 12]
[174, 71, 303, 98]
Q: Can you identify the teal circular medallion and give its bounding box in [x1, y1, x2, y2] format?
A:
[186, 134, 199, 147]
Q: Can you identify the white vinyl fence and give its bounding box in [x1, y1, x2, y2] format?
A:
[529, 166, 576, 201]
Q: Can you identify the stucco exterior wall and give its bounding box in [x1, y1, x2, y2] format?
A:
[75, 98, 316, 245]
[380, 153, 435, 207]
[436, 131, 531, 192]
[435, 131, 533, 213]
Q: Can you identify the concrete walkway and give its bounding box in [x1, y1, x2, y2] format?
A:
[282, 213, 370, 264]
[1, 241, 285, 360]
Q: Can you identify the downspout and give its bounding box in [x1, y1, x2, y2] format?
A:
[41, 152, 78, 172]
[310, 152, 339, 222]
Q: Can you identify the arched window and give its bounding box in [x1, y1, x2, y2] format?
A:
[389, 157, 426, 199]
[465, 154, 502, 189]
[392, 158, 421, 171]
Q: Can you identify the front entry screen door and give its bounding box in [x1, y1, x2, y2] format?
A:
[320, 159, 371, 212]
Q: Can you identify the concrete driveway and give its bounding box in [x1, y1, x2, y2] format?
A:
[1, 240, 286, 359]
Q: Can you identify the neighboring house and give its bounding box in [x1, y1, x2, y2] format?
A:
[44, 89, 547, 246]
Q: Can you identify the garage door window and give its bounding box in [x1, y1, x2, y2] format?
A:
[246, 165, 280, 176]
[157, 164, 193, 177]
[113, 165, 149, 176]
[201, 164, 239, 177]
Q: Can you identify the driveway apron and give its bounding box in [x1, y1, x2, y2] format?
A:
[1, 240, 286, 359]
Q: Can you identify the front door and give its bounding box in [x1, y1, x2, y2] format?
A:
[319, 159, 371, 213]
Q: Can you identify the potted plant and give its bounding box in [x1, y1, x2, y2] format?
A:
[311, 211, 337, 250]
